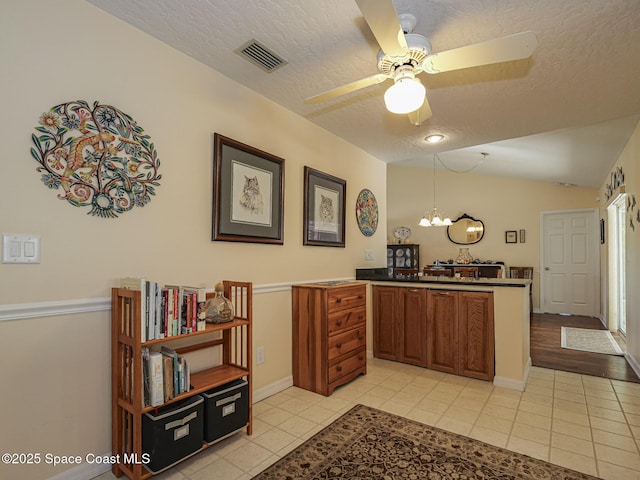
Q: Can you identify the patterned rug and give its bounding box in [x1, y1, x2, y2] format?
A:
[252, 404, 598, 479]
[561, 326, 624, 356]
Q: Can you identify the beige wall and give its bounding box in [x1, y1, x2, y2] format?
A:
[387, 164, 599, 310]
[0, 1, 386, 478]
[599, 121, 640, 371]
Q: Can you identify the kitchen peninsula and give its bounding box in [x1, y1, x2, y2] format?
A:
[356, 269, 532, 391]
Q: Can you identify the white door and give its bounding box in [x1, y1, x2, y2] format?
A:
[541, 209, 599, 316]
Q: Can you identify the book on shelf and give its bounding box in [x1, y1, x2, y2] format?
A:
[120, 277, 147, 342]
[147, 350, 164, 407]
[119, 279, 210, 341]
[141, 347, 151, 406]
[161, 352, 174, 402]
[183, 286, 208, 332]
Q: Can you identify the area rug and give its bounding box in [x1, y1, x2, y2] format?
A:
[561, 326, 624, 355]
[252, 404, 598, 479]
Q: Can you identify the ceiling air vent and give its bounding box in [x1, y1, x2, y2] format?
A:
[235, 39, 287, 73]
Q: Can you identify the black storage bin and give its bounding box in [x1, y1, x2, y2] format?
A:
[202, 378, 249, 444]
[142, 395, 204, 473]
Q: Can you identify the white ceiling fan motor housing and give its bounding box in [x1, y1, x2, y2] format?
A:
[377, 33, 432, 75]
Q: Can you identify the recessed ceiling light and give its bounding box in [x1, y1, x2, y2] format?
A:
[425, 134, 444, 144]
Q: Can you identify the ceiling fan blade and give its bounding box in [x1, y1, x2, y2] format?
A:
[305, 73, 388, 104]
[408, 96, 432, 125]
[423, 31, 538, 73]
[355, 0, 408, 58]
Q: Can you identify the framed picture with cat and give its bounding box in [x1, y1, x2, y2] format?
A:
[303, 166, 346, 247]
[212, 133, 284, 244]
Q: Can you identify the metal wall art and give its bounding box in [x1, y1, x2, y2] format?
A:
[355, 188, 378, 237]
[30, 100, 161, 218]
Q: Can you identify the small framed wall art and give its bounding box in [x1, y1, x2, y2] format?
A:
[519, 229, 526, 243]
[303, 166, 346, 247]
[212, 134, 284, 244]
[505, 230, 517, 243]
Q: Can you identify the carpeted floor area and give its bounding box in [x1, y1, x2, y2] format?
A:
[252, 404, 599, 479]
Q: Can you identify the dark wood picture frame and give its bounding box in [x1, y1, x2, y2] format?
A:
[212, 133, 284, 244]
[303, 166, 346, 247]
[505, 230, 517, 243]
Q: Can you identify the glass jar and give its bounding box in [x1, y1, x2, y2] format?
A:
[455, 247, 473, 265]
[205, 283, 234, 324]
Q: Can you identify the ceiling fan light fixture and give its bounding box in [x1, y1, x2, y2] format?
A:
[384, 76, 425, 114]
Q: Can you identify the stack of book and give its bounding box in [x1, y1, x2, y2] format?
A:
[142, 346, 191, 407]
[120, 278, 209, 342]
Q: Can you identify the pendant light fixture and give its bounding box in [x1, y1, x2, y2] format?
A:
[419, 154, 451, 227]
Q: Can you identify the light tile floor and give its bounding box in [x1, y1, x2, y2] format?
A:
[96, 358, 640, 480]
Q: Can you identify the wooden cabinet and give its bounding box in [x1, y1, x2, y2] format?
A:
[111, 281, 252, 480]
[387, 244, 420, 275]
[292, 282, 366, 396]
[372, 286, 427, 367]
[427, 290, 494, 381]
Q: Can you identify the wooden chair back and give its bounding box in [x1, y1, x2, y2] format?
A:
[508, 267, 533, 279]
[453, 266, 479, 278]
[423, 267, 451, 277]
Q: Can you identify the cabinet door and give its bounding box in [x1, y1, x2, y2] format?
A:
[459, 292, 494, 381]
[427, 290, 458, 374]
[372, 286, 398, 361]
[399, 288, 427, 367]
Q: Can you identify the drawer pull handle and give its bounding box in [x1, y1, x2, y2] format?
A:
[336, 321, 343, 327]
[336, 343, 342, 349]
[358, 315, 364, 320]
[358, 355, 364, 361]
[409, 289, 419, 293]
[336, 298, 342, 304]
[336, 366, 343, 372]
[358, 294, 364, 299]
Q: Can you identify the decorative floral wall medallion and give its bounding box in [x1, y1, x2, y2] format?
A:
[30, 100, 161, 218]
[355, 188, 378, 236]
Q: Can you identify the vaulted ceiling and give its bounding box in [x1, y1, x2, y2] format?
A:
[88, 0, 640, 187]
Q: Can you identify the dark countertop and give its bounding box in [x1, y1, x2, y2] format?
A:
[356, 268, 530, 288]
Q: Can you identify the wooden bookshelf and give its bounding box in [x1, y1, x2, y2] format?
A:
[111, 281, 252, 480]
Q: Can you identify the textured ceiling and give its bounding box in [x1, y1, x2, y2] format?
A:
[87, 0, 640, 187]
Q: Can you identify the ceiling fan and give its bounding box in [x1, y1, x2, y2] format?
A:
[305, 0, 538, 125]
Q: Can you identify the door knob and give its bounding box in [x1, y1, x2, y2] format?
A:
[545, 267, 550, 271]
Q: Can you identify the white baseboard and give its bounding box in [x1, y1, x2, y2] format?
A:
[625, 352, 640, 380]
[493, 358, 531, 392]
[47, 458, 110, 480]
[252, 376, 293, 403]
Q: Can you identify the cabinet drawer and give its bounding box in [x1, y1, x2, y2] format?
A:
[328, 348, 366, 383]
[328, 306, 366, 334]
[327, 286, 366, 312]
[328, 327, 366, 360]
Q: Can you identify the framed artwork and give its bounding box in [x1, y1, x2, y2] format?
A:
[519, 229, 526, 243]
[303, 166, 346, 247]
[355, 188, 378, 237]
[505, 230, 517, 243]
[212, 133, 284, 244]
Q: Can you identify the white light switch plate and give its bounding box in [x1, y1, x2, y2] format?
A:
[2, 234, 41, 264]
[365, 249, 374, 260]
